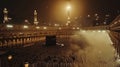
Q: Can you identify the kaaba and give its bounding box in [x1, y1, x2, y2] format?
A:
[45, 35, 56, 46]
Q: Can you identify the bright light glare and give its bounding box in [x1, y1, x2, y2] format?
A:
[66, 5, 71, 10]
[6, 25, 13, 28]
[23, 25, 28, 28]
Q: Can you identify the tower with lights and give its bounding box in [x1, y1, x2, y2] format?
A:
[34, 10, 39, 25]
[3, 8, 9, 23]
[66, 3, 71, 26]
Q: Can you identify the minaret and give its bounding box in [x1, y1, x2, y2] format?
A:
[34, 10, 39, 25]
[66, 4, 71, 26]
[3, 8, 9, 23]
[66, 10, 71, 26]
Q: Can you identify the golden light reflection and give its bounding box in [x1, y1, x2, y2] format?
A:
[50, 0, 85, 24]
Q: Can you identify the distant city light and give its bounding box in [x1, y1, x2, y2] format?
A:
[6, 24, 13, 28]
[23, 25, 28, 28]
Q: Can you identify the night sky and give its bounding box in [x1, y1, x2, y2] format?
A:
[0, 0, 120, 23]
